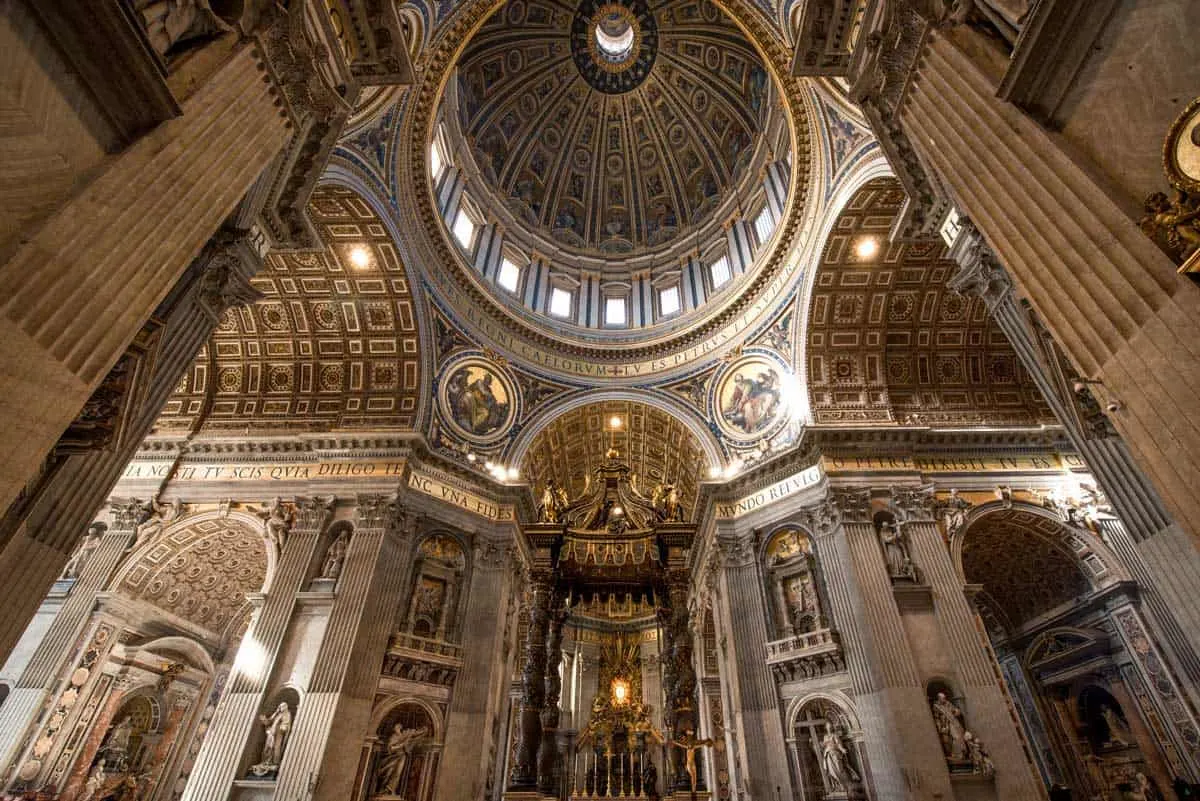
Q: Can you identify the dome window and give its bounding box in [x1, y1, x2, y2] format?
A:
[430, 140, 446, 181]
[497, 258, 522, 293]
[753, 205, 776, 249]
[550, 287, 574, 318]
[605, 296, 627, 327]
[451, 208, 478, 250]
[710, 255, 732, 289]
[659, 285, 681, 317]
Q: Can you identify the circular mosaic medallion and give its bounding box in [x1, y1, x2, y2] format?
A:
[571, 0, 658, 94]
[711, 351, 794, 442]
[437, 356, 519, 444]
[1165, 96, 1200, 193]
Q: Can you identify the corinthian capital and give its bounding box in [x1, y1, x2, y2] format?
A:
[715, 533, 755, 568]
[946, 221, 1012, 306]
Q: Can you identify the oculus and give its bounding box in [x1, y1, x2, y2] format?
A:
[438, 356, 519, 443]
[571, 0, 657, 94]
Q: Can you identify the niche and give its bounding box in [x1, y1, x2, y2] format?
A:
[368, 702, 438, 801]
[764, 529, 825, 638]
[402, 535, 467, 642]
[240, 688, 300, 782]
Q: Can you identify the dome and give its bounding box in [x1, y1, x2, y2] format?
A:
[450, 0, 778, 257]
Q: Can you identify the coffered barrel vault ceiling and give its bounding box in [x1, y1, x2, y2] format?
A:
[157, 187, 423, 435]
[806, 178, 1052, 427]
[521, 400, 706, 519]
[454, 0, 774, 255]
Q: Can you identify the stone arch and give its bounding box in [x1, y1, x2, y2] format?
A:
[804, 176, 1050, 426]
[786, 690, 862, 735]
[369, 695, 446, 743]
[136, 634, 217, 676]
[949, 502, 1126, 634]
[110, 510, 270, 638]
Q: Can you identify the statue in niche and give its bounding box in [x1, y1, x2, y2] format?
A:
[101, 716, 135, 768]
[81, 762, 108, 801]
[1100, 703, 1130, 747]
[879, 520, 916, 581]
[249, 702, 292, 777]
[133, 497, 181, 550]
[931, 692, 968, 761]
[375, 725, 427, 795]
[261, 498, 291, 551]
[320, 529, 350, 579]
[818, 727, 860, 792]
[1130, 772, 1167, 801]
[964, 731, 995, 777]
[62, 522, 105, 579]
[133, 0, 232, 58]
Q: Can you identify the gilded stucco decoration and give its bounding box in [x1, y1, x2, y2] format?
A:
[521, 400, 706, 519]
[806, 178, 1051, 426]
[454, 0, 771, 255]
[158, 186, 424, 434]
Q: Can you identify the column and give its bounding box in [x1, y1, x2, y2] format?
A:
[538, 594, 569, 794]
[711, 533, 792, 797]
[0, 231, 264, 667]
[900, 494, 1044, 798]
[0, 40, 290, 520]
[435, 535, 518, 801]
[803, 495, 908, 798]
[282, 496, 412, 801]
[901, 27, 1200, 541]
[180, 497, 333, 801]
[0, 503, 138, 771]
[830, 490, 954, 799]
[948, 227, 1200, 692]
[508, 573, 551, 792]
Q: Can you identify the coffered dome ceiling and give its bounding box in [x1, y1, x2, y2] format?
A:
[452, 0, 775, 255]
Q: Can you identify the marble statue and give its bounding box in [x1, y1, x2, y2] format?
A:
[879, 521, 915, 581]
[133, 498, 181, 550]
[262, 498, 291, 551]
[320, 529, 350, 579]
[62, 522, 105, 579]
[941, 489, 972, 536]
[818, 728, 860, 792]
[134, 0, 231, 57]
[81, 763, 107, 801]
[250, 702, 292, 776]
[103, 717, 135, 761]
[1130, 771, 1165, 801]
[1142, 189, 1200, 264]
[375, 725, 427, 795]
[963, 731, 994, 777]
[931, 692, 968, 761]
[1100, 703, 1130, 747]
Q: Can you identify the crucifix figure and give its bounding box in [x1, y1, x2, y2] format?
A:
[669, 728, 720, 797]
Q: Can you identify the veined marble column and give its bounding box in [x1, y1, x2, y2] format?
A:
[899, 491, 1043, 798]
[434, 536, 517, 801]
[948, 227, 1200, 694]
[832, 491, 954, 800]
[0, 504, 138, 774]
[712, 532, 792, 798]
[281, 496, 412, 801]
[180, 497, 333, 801]
[508, 574, 551, 792]
[0, 41, 290, 520]
[902, 28, 1200, 542]
[0, 232, 263, 668]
